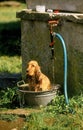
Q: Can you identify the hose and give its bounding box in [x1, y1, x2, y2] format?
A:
[52, 32, 69, 104]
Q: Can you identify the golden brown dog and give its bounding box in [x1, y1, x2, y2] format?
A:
[26, 60, 52, 92]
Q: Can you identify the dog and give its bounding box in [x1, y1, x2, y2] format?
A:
[26, 60, 52, 92]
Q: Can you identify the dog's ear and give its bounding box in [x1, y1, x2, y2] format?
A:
[35, 65, 41, 77]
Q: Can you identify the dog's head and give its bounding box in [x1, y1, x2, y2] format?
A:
[26, 60, 41, 77]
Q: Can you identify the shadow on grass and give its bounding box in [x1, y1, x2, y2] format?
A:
[0, 21, 22, 88]
[0, 72, 22, 89]
[0, 21, 21, 56]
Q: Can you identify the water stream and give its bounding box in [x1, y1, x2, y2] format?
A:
[52, 59, 55, 85]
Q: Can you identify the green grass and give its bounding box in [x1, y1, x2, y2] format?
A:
[0, 56, 22, 73]
[0, 114, 18, 121]
[0, 3, 26, 23]
[23, 112, 83, 130]
[23, 95, 83, 130]
[0, 2, 26, 73]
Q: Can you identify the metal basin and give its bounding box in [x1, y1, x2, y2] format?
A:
[17, 80, 60, 106]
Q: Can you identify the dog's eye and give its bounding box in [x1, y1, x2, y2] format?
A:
[32, 64, 35, 67]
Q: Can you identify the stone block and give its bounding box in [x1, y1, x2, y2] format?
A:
[17, 10, 83, 95]
[26, 0, 83, 12]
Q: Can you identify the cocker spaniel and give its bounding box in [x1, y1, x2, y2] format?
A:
[26, 60, 52, 92]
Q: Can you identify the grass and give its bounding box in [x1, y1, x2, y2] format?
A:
[0, 2, 26, 23]
[23, 113, 83, 130]
[0, 56, 22, 73]
[0, 114, 18, 121]
[0, 2, 26, 73]
[22, 95, 83, 130]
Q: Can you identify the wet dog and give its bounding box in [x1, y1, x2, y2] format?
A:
[26, 60, 52, 92]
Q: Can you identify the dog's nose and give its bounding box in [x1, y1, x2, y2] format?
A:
[26, 69, 29, 73]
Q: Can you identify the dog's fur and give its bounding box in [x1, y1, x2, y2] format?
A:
[26, 60, 52, 92]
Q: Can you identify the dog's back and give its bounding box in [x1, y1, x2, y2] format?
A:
[38, 73, 52, 91]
